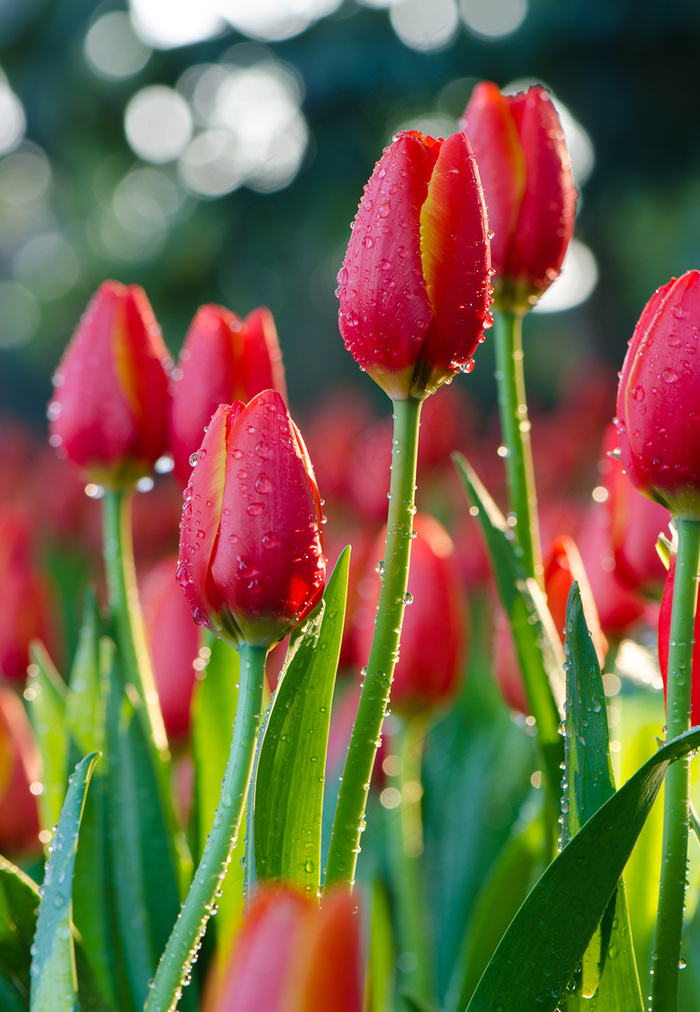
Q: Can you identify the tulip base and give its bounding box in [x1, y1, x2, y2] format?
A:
[144, 642, 267, 1012]
[650, 517, 700, 1012]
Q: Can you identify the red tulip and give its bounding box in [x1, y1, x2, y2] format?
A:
[599, 423, 668, 595]
[0, 685, 41, 854]
[202, 887, 363, 1012]
[169, 305, 286, 485]
[49, 280, 171, 488]
[659, 554, 700, 723]
[460, 82, 576, 313]
[354, 513, 464, 714]
[0, 509, 60, 685]
[140, 555, 201, 743]
[616, 270, 700, 521]
[177, 390, 325, 649]
[336, 130, 492, 401]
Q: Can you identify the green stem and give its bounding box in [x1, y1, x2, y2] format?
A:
[388, 716, 434, 1002]
[325, 395, 422, 889]
[144, 643, 267, 1012]
[493, 310, 543, 588]
[101, 489, 168, 755]
[650, 518, 700, 1012]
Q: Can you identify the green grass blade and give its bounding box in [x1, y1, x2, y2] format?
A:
[190, 634, 243, 954]
[26, 642, 69, 832]
[464, 725, 700, 1012]
[560, 584, 643, 1010]
[0, 856, 39, 1011]
[104, 646, 194, 1012]
[29, 752, 100, 1012]
[254, 547, 350, 896]
[453, 454, 564, 796]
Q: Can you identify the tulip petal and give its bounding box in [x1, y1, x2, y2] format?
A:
[337, 133, 438, 400]
[618, 271, 700, 518]
[460, 81, 525, 279]
[178, 403, 239, 634]
[508, 87, 577, 294]
[169, 305, 243, 484]
[418, 130, 492, 390]
[210, 390, 325, 647]
[238, 307, 287, 405]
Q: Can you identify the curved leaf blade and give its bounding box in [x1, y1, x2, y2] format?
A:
[255, 547, 350, 896]
[465, 725, 700, 1012]
[560, 584, 643, 1011]
[30, 751, 100, 1012]
[453, 454, 564, 794]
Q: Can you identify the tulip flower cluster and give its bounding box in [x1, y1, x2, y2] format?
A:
[7, 73, 700, 1012]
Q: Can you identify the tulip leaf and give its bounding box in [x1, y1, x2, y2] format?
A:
[27, 641, 69, 832]
[445, 799, 545, 1012]
[191, 633, 244, 953]
[0, 856, 40, 1012]
[64, 590, 104, 760]
[559, 584, 643, 1011]
[453, 454, 564, 795]
[104, 645, 195, 1012]
[29, 751, 100, 1012]
[71, 637, 133, 1012]
[254, 546, 350, 896]
[464, 725, 700, 1012]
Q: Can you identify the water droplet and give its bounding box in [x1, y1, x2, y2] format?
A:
[247, 502, 264, 516]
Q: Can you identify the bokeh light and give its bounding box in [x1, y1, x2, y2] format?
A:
[0, 69, 25, 155]
[84, 11, 152, 79]
[177, 53, 308, 197]
[129, 0, 225, 49]
[533, 239, 598, 314]
[13, 233, 80, 301]
[0, 281, 40, 347]
[390, 0, 460, 52]
[459, 0, 528, 40]
[124, 85, 194, 163]
[219, 0, 343, 42]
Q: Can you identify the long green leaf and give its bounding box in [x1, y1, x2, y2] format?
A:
[0, 856, 40, 1012]
[453, 454, 564, 795]
[560, 584, 643, 1011]
[65, 590, 103, 760]
[71, 638, 131, 1012]
[445, 800, 545, 1012]
[104, 646, 194, 1012]
[464, 725, 700, 1012]
[30, 751, 100, 1012]
[190, 633, 243, 956]
[255, 547, 350, 896]
[27, 642, 69, 832]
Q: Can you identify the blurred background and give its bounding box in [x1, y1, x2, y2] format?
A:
[0, 0, 699, 427]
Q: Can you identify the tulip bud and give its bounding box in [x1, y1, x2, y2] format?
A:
[658, 554, 700, 723]
[460, 82, 576, 313]
[202, 886, 363, 1012]
[169, 305, 286, 485]
[616, 270, 700, 521]
[177, 390, 326, 649]
[354, 513, 464, 714]
[49, 280, 171, 489]
[337, 130, 492, 401]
